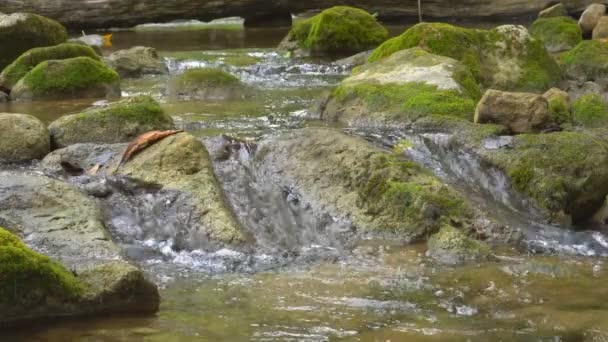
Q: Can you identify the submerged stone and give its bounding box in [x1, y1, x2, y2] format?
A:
[10, 56, 120, 101]
[281, 6, 388, 56]
[48, 95, 174, 148]
[0, 13, 67, 70]
[0, 113, 50, 161]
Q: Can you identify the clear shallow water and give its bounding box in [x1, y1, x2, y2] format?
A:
[2, 22, 608, 341]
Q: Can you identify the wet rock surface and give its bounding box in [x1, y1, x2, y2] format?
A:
[0, 113, 50, 161]
[106, 46, 168, 78]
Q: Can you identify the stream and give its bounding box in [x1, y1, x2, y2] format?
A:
[1, 19, 608, 341]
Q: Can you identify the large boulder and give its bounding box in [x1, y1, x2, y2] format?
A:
[592, 16, 608, 40]
[530, 16, 582, 52]
[426, 225, 492, 265]
[106, 46, 168, 78]
[168, 68, 247, 100]
[10, 57, 120, 101]
[578, 3, 606, 35]
[254, 127, 475, 241]
[0, 13, 67, 70]
[322, 47, 480, 126]
[0, 113, 50, 161]
[280, 6, 388, 56]
[0, 43, 100, 91]
[474, 89, 550, 134]
[0, 227, 159, 328]
[538, 3, 568, 18]
[368, 23, 561, 92]
[48, 96, 174, 148]
[560, 40, 608, 82]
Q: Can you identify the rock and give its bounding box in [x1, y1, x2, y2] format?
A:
[579, 3, 606, 35]
[474, 89, 550, 134]
[254, 127, 475, 241]
[48, 96, 174, 148]
[368, 23, 561, 92]
[281, 6, 387, 56]
[592, 16, 608, 39]
[539, 3, 568, 18]
[571, 93, 608, 126]
[0, 228, 159, 328]
[566, 81, 608, 102]
[10, 57, 120, 101]
[40, 143, 125, 175]
[0, 1, 596, 30]
[0, 43, 101, 91]
[106, 46, 168, 78]
[0, 113, 50, 161]
[426, 225, 492, 265]
[561, 40, 608, 82]
[168, 68, 247, 100]
[333, 50, 373, 67]
[530, 16, 582, 52]
[0, 12, 67, 70]
[543, 87, 572, 123]
[322, 47, 480, 126]
[117, 132, 247, 246]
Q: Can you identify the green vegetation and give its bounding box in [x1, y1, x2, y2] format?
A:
[427, 225, 491, 265]
[290, 6, 388, 54]
[15, 56, 119, 97]
[561, 40, 608, 81]
[530, 16, 582, 52]
[548, 97, 572, 124]
[0, 43, 100, 89]
[0, 227, 83, 306]
[572, 93, 608, 126]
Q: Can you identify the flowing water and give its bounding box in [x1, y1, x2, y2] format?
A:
[2, 19, 608, 341]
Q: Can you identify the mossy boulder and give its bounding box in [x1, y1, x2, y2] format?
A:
[571, 93, 608, 127]
[168, 68, 247, 100]
[283, 6, 388, 56]
[561, 40, 608, 82]
[0, 13, 67, 70]
[48, 96, 174, 148]
[106, 46, 168, 78]
[322, 48, 480, 127]
[0, 113, 50, 161]
[427, 225, 492, 265]
[255, 128, 474, 241]
[0, 43, 101, 91]
[530, 16, 582, 53]
[117, 132, 247, 246]
[543, 87, 572, 124]
[10, 56, 120, 101]
[368, 23, 560, 92]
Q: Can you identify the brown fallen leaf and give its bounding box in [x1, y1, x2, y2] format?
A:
[119, 130, 183, 165]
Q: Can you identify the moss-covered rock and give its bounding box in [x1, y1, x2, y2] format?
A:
[530, 16, 582, 53]
[283, 6, 388, 56]
[255, 128, 474, 241]
[48, 96, 174, 148]
[117, 132, 247, 246]
[0, 113, 50, 161]
[168, 68, 247, 100]
[368, 23, 560, 92]
[0, 43, 100, 91]
[561, 40, 608, 82]
[427, 225, 492, 265]
[106, 46, 168, 78]
[0, 13, 67, 70]
[323, 48, 479, 126]
[10, 56, 120, 101]
[571, 93, 608, 127]
[543, 87, 572, 124]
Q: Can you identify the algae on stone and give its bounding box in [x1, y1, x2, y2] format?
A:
[0, 43, 101, 90]
[48, 95, 174, 148]
[287, 6, 388, 55]
[10, 56, 120, 101]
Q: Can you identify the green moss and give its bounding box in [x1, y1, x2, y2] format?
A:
[572, 93, 608, 127]
[530, 16, 582, 52]
[514, 38, 562, 91]
[548, 97, 572, 124]
[290, 6, 388, 54]
[427, 225, 491, 264]
[0, 13, 68, 70]
[561, 40, 608, 81]
[18, 56, 119, 96]
[0, 43, 101, 89]
[77, 95, 170, 125]
[0, 227, 84, 306]
[175, 68, 240, 88]
[332, 82, 476, 121]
